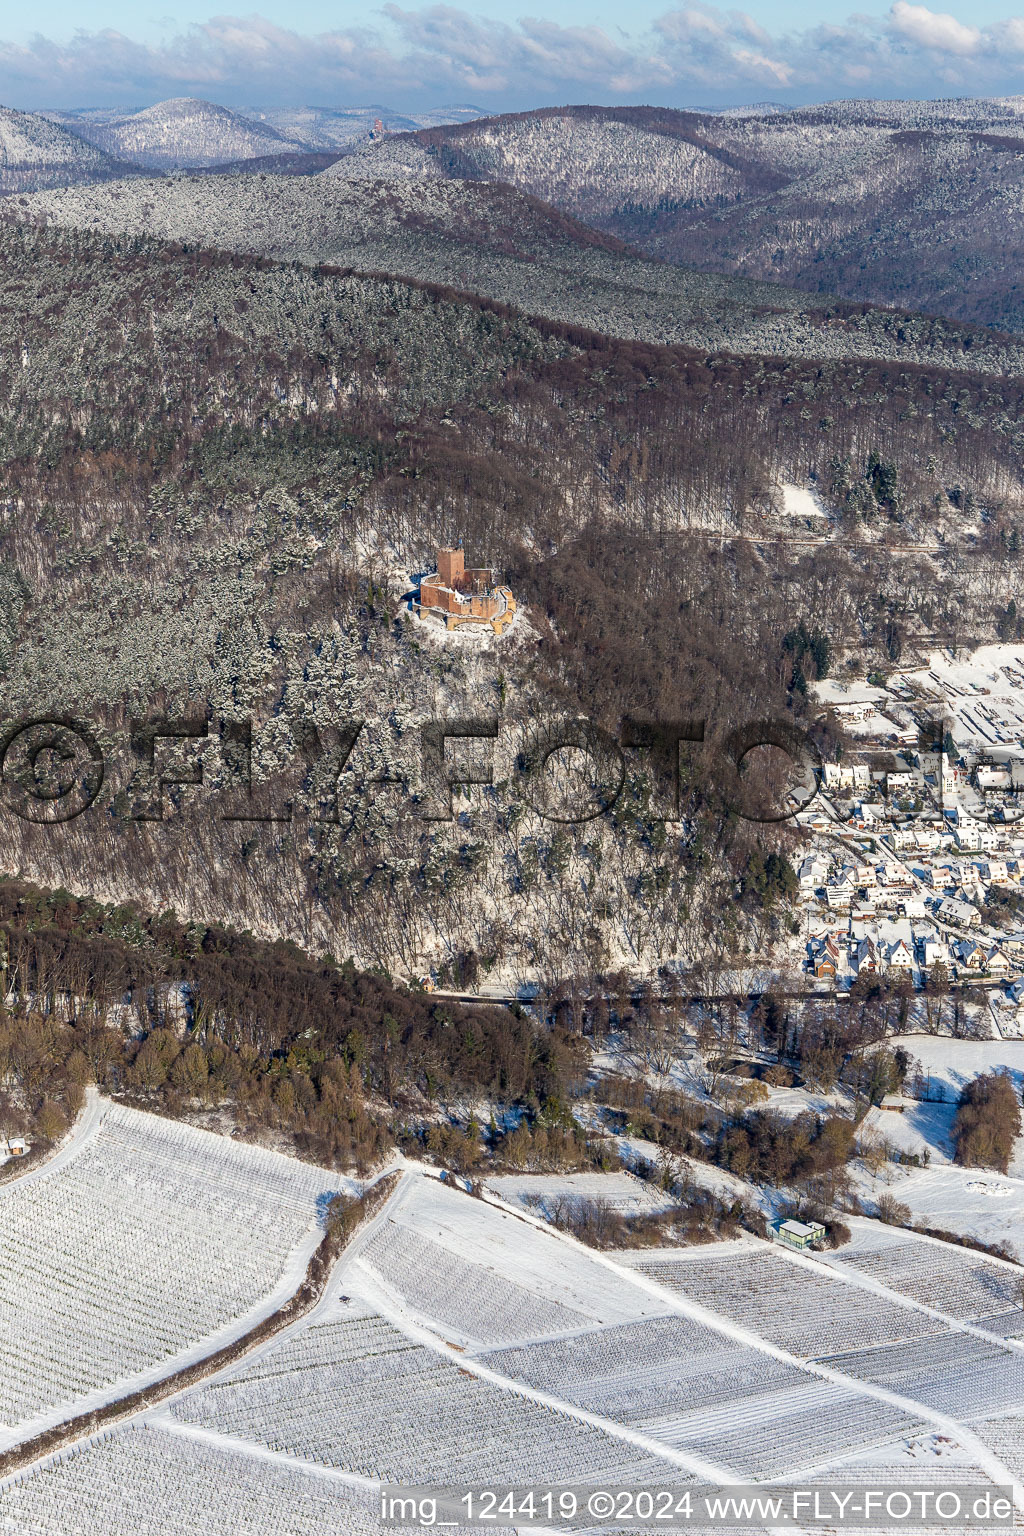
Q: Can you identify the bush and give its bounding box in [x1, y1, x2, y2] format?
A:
[539, 1194, 627, 1248]
[876, 1193, 912, 1225]
[764, 1064, 793, 1088]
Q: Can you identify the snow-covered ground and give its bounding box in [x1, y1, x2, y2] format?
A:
[7, 1167, 1024, 1528]
[860, 1097, 958, 1163]
[484, 1170, 673, 1217]
[778, 481, 828, 520]
[855, 1162, 1024, 1256]
[856, 1034, 1024, 1231]
[859, 1035, 1024, 1171]
[0, 1096, 352, 1451]
[353, 1175, 665, 1347]
[899, 645, 1024, 753]
[901, 1035, 1024, 1098]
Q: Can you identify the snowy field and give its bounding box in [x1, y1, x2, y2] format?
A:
[0, 1099, 349, 1443]
[485, 1170, 674, 1218]
[777, 482, 827, 521]
[899, 645, 1024, 752]
[6, 1169, 1024, 1529]
[356, 1217, 595, 1345]
[852, 1162, 1024, 1260]
[797, 1430, 1015, 1536]
[860, 1099, 958, 1163]
[352, 1177, 665, 1345]
[823, 1221, 1024, 1330]
[899, 1036, 1024, 1109]
[626, 1243, 945, 1358]
[0, 1425, 387, 1536]
[481, 1319, 922, 1478]
[859, 1035, 1024, 1192]
[168, 1296, 688, 1488]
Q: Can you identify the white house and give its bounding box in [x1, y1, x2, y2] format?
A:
[886, 939, 915, 971]
[822, 762, 870, 792]
[798, 856, 827, 891]
[852, 937, 878, 974]
[958, 824, 982, 851]
[928, 864, 957, 891]
[826, 877, 855, 910]
[938, 896, 981, 929]
[977, 765, 1012, 790]
[919, 934, 950, 968]
[956, 824, 1000, 853]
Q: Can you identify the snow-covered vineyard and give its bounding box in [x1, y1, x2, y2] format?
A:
[0, 1427, 390, 1536]
[5, 1124, 1024, 1529]
[8, 1112, 1024, 1530]
[0, 1095, 350, 1445]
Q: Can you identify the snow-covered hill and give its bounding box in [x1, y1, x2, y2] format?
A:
[52, 98, 309, 171]
[0, 105, 139, 194]
[359, 99, 1024, 334]
[245, 103, 485, 150]
[44, 100, 488, 168]
[17, 169, 1024, 375]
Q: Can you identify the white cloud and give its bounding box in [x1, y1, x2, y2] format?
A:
[993, 17, 1024, 55]
[889, 2, 981, 56]
[2, 4, 1024, 112]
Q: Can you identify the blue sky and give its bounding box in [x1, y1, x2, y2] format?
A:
[5, 1, 1024, 111]
[11, 0, 1024, 44]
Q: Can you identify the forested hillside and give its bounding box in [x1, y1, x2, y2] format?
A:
[0, 217, 1019, 980]
[19, 172, 1024, 368]
[0, 880, 571, 1170]
[356, 100, 1024, 334]
[0, 106, 140, 194]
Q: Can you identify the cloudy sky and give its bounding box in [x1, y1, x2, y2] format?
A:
[4, 0, 1024, 111]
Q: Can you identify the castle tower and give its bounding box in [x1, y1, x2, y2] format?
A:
[437, 547, 465, 589]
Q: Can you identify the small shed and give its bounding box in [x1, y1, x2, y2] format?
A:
[879, 1094, 915, 1113]
[771, 1218, 826, 1251]
[6, 1138, 27, 1157]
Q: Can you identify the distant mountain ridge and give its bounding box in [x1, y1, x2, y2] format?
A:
[331, 99, 1024, 334]
[41, 100, 487, 167]
[243, 104, 485, 150]
[45, 98, 309, 171]
[0, 104, 140, 194]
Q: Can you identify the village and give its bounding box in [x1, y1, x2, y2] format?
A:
[797, 645, 1024, 1036]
